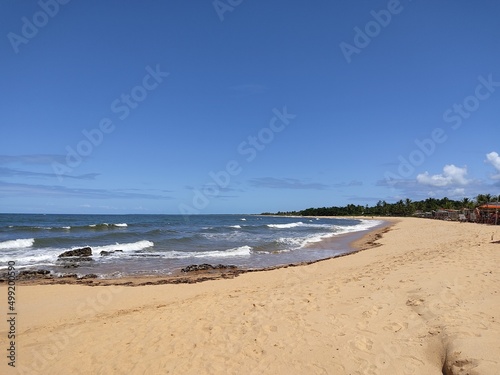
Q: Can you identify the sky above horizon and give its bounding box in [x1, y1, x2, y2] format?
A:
[1, 0, 500, 214]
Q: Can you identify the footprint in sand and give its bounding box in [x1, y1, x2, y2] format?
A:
[405, 297, 424, 307]
[357, 358, 379, 375]
[356, 320, 376, 334]
[350, 335, 374, 353]
[443, 357, 479, 375]
[327, 285, 341, 294]
[362, 305, 381, 319]
[383, 321, 407, 333]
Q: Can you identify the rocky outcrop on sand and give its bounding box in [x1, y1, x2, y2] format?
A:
[181, 264, 237, 273]
[58, 247, 92, 258]
[18, 269, 51, 279]
[57, 247, 93, 268]
[0, 269, 51, 282]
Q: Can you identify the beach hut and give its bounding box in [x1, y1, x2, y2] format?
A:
[478, 202, 500, 225]
[434, 209, 460, 221]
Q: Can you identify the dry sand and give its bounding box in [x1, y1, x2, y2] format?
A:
[1, 217, 499, 374]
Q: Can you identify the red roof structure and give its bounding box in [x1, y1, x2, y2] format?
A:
[479, 203, 500, 210]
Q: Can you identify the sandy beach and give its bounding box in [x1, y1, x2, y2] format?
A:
[2, 217, 499, 374]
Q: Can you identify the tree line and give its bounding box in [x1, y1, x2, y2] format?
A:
[261, 194, 500, 217]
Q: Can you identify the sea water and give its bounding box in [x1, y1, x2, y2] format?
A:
[0, 214, 382, 278]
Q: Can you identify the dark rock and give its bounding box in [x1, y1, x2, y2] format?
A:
[63, 263, 79, 269]
[181, 264, 237, 273]
[0, 269, 51, 282]
[21, 269, 50, 276]
[181, 264, 212, 272]
[100, 250, 124, 256]
[16, 270, 51, 280]
[59, 257, 93, 263]
[79, 274, 98, 279]
[58, 274, 78, 279]
[214, 264, 237, 270]
[58, 247, 92, 258]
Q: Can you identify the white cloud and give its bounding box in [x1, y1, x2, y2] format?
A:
[450, 188, 465, 197]
[416, 164, 470, 187]
[485, 151, 500, 179]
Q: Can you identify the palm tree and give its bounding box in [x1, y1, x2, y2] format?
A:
[404, 198, 414, 216]
[423, 197, 438, 212]
[440, 197, 454, 209]
[475, 194, 488, 206]
[394, 200, 405, 216]
[461, 197, 474, 209]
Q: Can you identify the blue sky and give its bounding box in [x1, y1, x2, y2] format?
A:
[1, 0, 500, 214]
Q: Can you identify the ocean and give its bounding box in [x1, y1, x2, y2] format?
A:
[0, 214, 382, 278]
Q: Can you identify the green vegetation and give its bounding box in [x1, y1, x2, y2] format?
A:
[261, 194, 500, 217]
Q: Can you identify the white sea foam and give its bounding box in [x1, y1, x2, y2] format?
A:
[302, 233, 337, 246]
[267, 222, 304, 229]
[268, 219, 381, 232]
[278, 233, 332, 249]
[268, 222, 334, 229]
[3, 253, 56, 264]
[275, 219, 383, 250]
[156, 245, 253, 259]
[304, 219, 382, 243]
[200, 245, 252, 258]
[0, 238, 35, 250]
[229, 225, 241, 229]
[333, 219, 383, 235]
[0, 246, 61, 269]
[88, 223, 127, 229]
[277, 237, 303, 247]
[94, 240, 154, 253]
[200, 231, 245, 241]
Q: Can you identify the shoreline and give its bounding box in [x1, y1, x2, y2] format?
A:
[2, 218, 393, 287]
[1, 217, 498, 374]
